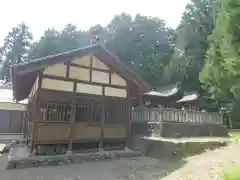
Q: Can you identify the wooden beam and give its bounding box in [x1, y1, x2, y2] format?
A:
[66, 62, 70, 78]
[31, 123, 37, 154]
[89, 55, 93, 82]
[126, 83, 131, 147]
[8, 111, 13, 133]
[36, 71, 43, 115]
[68, 82, 77, 152]
[42, 74, 127, 90]
[109, 71, 112, 85]
[29, 71, 43, 154]
[21, 110, 25, 139]
[67, 62, 110, 74]
[100, 86, 105, 149]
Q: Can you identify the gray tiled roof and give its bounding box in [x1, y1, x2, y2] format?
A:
[177, 92, 199, 103]
[144, 84, 179, 97]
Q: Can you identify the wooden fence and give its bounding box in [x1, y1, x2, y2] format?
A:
[132, 107, 223, 124]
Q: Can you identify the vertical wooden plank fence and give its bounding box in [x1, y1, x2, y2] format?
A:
[132, 107, 223, 124]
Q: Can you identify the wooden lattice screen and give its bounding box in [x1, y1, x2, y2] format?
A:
[75, 97, 101, 123]
[40, 100, 72, 121]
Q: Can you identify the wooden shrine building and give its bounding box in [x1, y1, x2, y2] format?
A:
[132, 84, 181, 109]
[11, 44, 150, 155]
[176, 92, 200, 111]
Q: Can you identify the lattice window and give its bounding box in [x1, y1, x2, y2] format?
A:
[91, 101, 101, 122]
[40, 100, 71, 121]
[105, 98, 129, 124]
[27, 123, 34, 141]
[75, 97, 101, 123]
[75, 97, 90, 122]
[75, 104, 89, 122]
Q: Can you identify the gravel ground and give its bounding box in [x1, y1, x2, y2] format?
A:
[0, 141, 239, 180]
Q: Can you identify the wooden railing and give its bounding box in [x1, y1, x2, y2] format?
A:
[132, 107, 223, 124]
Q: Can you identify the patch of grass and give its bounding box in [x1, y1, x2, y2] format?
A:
[144, 136, 229, 143]
[229, 131, 240, 139]
[223, 166, 240, 180]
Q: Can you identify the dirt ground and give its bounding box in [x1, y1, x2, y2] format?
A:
[0, 142, 239, 180]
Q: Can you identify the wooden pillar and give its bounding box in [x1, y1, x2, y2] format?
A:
[31, 122, 37, 155]
[140, 97, 143, 106]
[31, 72, 43, 155]
[126, 99, 132, 148]
[89, 55, 93, 82]
[8, 111, 13, 133]
[126, 85, 131, 147]
[67, 82, 77, 153]
[21, 110, 25, 139]
[100, 86, 105, 149]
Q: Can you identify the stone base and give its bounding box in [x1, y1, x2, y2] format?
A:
[65, 150, 72, 155]
[7, 149, 142, 170]
[8, 144, 30, 161]
[154, 122, 229, 138]
[128, 135, 144, 151]
[141, 137, 229, 159]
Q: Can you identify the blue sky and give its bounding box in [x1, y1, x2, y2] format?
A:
[0, 0, 189, 43]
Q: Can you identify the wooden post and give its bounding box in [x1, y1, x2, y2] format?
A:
[21, 110, 25, 139]
[67, 82, 77, 154]
[66, 61, 70, 78]
[28, 72, 42, 155]
[89, 55, 93, 82]
[126, 86, 131, 148]
[31, 122, 36, 155]
[126, 98, 131, 148]
[100, 86, 105, 150]
[8, 111, 12, 133]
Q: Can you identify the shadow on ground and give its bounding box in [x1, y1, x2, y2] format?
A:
[0, 155, 186, 180]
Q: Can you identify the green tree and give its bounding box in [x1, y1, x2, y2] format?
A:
[29, 24, 87, 59]
[106, 13, 175, 87]
[165, 0, 216, 93]
[200, 0, 240, 101]
[0, 23, 33, 79]
[28, 14, 175, 87]
[89, 24, 107, 42]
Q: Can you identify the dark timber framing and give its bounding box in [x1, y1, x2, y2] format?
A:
[67, 63, 110, 74]
[11, 44, 150, 101]
[68, 82, 77, 152]
[100, 86, 105, 149]
[66, 62, 70, 78]
[89, 55, 93, 82]
[41, 74, 127, 90]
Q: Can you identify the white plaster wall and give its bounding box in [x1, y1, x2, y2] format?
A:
[92, 71, 109, 84]
[41, 78, 74, 92]
[76, 83, 103, 95]
[92, 56, 109, 70]
[105, 87, 127, 98]
[111, 73, 127, 86]
[43, 64, 67, 77]
[69, 67, 90, 81]
[72, 56, 90, 67]
[39, 55, 128, 98]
